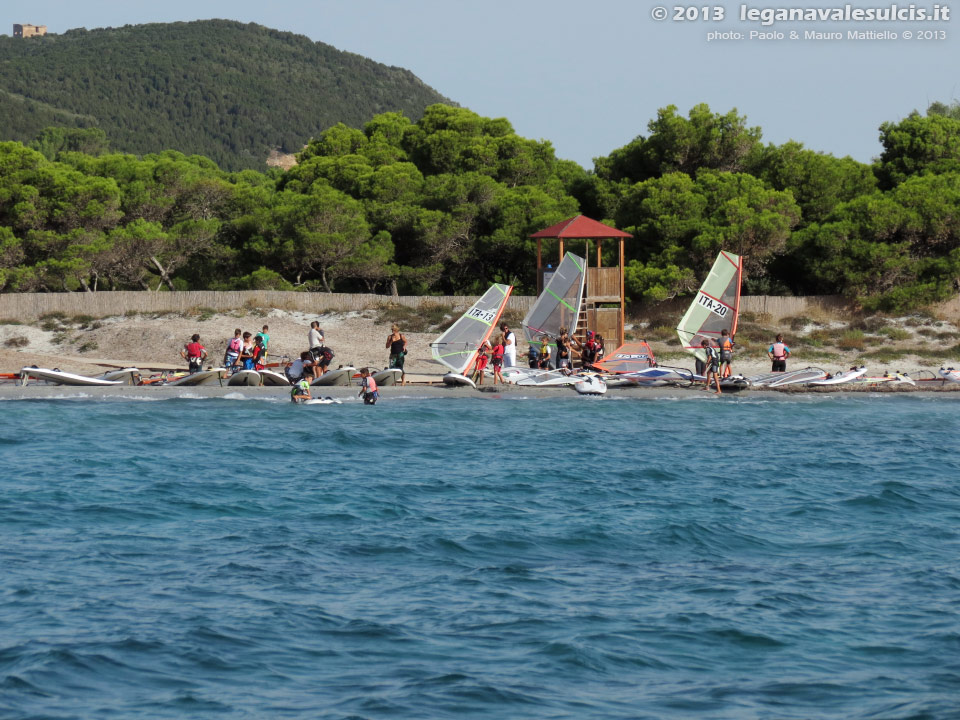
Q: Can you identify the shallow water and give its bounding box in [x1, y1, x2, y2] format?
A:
[2, 394, 959, 719]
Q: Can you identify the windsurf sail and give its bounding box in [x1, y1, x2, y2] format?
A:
[590, 341, 657, 374]
[676, 250, 742, 363]
[431, 283, 513, 375]
[522, 252, 586, 343]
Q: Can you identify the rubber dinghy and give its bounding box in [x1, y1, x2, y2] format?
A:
[431, 283, 513, 387]
[19, 367, 123, 386]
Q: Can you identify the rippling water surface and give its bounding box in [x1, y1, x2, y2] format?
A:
[2, 394, 960, 719]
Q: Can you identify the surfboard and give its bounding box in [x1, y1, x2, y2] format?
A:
[258, 369, 290, 386]
[99, 368, 142, 385]
[938, 367, 960, 384]
[19, 367, 123, 386]
[809, 367, 868, 386]
[442, 372, 477, 389]
[573, 374, 606, 395]
[767, 368, 828, 387]
[311, 366, 356, 386]
[164, 368, 226, 386]
[303, 397, 342, 405]
[227, 370, 261, 386]
[373, 368, 403, 386]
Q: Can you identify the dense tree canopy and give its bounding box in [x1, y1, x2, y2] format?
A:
[1, 99, 960, 310]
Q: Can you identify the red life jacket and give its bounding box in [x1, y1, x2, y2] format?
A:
[185, 342, 204, 359]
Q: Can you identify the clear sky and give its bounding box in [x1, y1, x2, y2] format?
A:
[3, 1, 957, 168]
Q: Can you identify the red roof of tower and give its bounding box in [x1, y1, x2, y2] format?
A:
[530, 215, 632, 239]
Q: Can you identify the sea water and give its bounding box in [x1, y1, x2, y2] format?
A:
[1, 394, 959, 719]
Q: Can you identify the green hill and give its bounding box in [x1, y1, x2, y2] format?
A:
[0, 19, 453, 170]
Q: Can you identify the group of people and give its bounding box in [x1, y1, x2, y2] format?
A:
[697, 330, 793, 394]
[468, 325, 606, 386]
[179, 324, 271, 374]
[290, 365, 379, 405]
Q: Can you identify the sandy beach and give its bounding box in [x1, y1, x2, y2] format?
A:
[1, 306, 958, 393]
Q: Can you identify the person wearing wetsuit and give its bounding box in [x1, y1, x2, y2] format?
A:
[359, 367, 379, 405]
[291, 367, 313, 403]
[702, 339, 721, 394]
[386, 324, 407, 385]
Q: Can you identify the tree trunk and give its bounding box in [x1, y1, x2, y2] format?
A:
[150, 255, 176, 291]
[390, 279, 398, 298]
[79, 278, 93, 293]
[321, 268, 332, 293]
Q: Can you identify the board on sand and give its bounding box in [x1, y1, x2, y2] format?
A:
[99, 367, 141, 385]
[19, 367, 123, 386]
[939, 367, 960, 384]
[258, 369, 290, 386]
[227, 370, 261, 386]
[809, 367, 868, 386]
[311, 366, 356, 387]
[573, 375, 606, 395]
[442, 372, 476, 389]
[373, 368, 403, 386]
[164, 369, 226, 386]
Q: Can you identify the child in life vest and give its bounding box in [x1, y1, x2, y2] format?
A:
[702, 339, 721, 395]
[291, 367, 313, 403]
[490, 334, 505, 385]
[718, 329, 735, 378]
[359, 367, 379, 405]
[471, 339, 491, 385]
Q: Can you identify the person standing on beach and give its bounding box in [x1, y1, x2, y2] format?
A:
[718, 329, 735, 378]
[239, 331, 256, 370]
[180, 334, 207, 374]
[308, 321, 324, 352]
[224, 328, 243, 371]
[471, 339, 491, 385]
[556, 329, 571, 371]
[501, 324, 517, 368]
[537, 335, 552, 369]
[702, 339, 722, 394]
[255, 325, 270, 362]
[490, 334, 505, 385]
[386, 324, 407, 385]
[768, 334, 791, 372]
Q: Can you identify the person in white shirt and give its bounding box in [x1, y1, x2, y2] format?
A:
[500, 323, 517, 368]
[308, 321, 324, 351]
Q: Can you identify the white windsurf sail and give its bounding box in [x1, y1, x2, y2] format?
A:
[522, 252, 586, 343]
[676, 250, 742, 363]
[431, 284, 513, 375]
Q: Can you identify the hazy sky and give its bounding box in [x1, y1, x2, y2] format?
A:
[3, 1, 957, 168]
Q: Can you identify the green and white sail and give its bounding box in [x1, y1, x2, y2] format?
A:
[431, 283, 513, 375]
[521, 252, 586, 343]
[676, 251, 742, 363]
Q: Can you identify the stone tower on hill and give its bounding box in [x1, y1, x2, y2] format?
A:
[13, 24, 47, 38]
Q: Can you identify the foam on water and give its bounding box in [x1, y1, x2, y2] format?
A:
[1, 396, 959, 719]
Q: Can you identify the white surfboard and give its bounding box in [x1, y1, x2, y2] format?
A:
[809, 367, 868, 386]
[303, 397, 342, 405]
[99, 367, 142, 385]
[939, 367, 960, 384]
[19, 367, 123, 386]
[258, 369, 290, 386]
[442, 372, 476, 389]
[573, 375, 606, 395]
[165, 368, 226, 386]
[311, 366, 356, 387]
[227, 370, 261, 386]
[373, 368, 403, 386]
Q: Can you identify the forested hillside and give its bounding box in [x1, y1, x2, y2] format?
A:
[1, 101, 959, 311]
[0, 20, 451, 170]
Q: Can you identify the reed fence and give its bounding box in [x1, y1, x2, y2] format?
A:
[0, 291, 957, 323]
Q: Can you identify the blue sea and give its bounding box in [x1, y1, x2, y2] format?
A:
[2, 393, 960, 719]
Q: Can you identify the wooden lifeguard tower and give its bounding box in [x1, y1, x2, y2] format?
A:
[530, 215, 631, 349]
